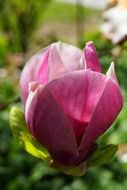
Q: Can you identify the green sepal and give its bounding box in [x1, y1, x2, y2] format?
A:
[9, 106, 51, 162]
[87, 144, 118, 167]
[60, 164, 86, 176]
[51, 162, 86, 176]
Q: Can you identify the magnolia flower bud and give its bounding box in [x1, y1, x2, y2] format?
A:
[20, 41, 123, 174]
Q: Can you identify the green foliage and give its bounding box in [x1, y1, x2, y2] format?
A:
[0, 0, 51, 53]
[87, 144, 118, 167]
[0, 32, 9, 66]
[80, 30, 114, 52]
[43, 1, 94, 23]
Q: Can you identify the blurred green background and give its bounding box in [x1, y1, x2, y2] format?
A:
[1, 0, 127, 190]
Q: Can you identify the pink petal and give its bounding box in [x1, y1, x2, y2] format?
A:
[78, 72, 123, 162]
[106, 62, 119, 85]
[83, 41, 101, 72]
[37, 42, 83, 82]
[53, 41, 83, 71]
[20, 42, 82, 105]
[35, 49, 49, 84]
[47, 41, 83, 81]
[48, 44, 67, 81]
[47, 70, 116, 146]
[20, 47, 49, 105]
[25, 83, 79, 165]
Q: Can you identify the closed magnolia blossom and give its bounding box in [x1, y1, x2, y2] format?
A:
[20, 41, 123, 172]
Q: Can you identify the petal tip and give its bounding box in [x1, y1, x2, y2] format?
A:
[83, 42, 101, 72]
[85, 41, 96, 53]
[86, 41, 94, 47]
[106, 62, 118, 83]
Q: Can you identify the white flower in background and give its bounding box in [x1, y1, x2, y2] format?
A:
[102, 0, 127, 44]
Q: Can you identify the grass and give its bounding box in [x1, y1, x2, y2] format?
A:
[42, 1, 100, 23]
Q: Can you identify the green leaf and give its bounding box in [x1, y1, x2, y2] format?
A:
[9, 106, 51, 162]
[59, 165, 86, 176]
[87, 144, 118, 167]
